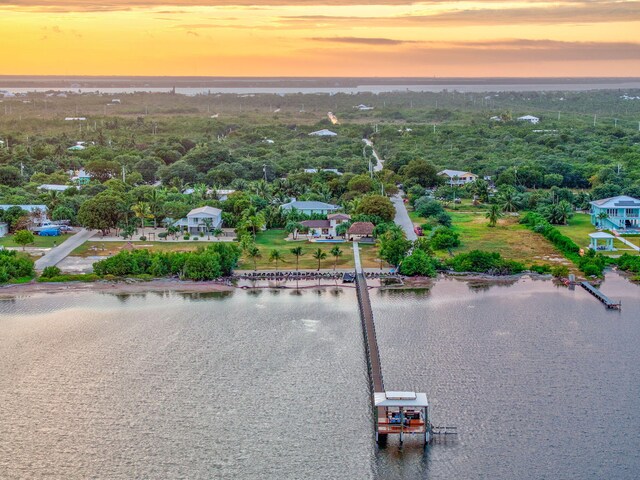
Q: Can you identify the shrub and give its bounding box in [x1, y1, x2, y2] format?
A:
[449, 250, 524, 275]
[193, 237, 199, 240]
[139, 235, 147, 241]
[529, 264, 552, 274]
[158, 232, 168, 239]
[400, 249, 437, 277]
[551, 265, 570, 278]
[41, 266, 62, 278]
[0, 249, 35, 283]
[183, 234, 190, 240]
[429, 226, 460, 250]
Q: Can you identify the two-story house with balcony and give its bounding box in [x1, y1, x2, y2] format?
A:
[590, 195, 640, 231]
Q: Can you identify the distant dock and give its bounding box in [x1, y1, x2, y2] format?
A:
[580, 281, 621, 309]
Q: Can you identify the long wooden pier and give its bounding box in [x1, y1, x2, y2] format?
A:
[580, 281, 621, 309]
[355, 271, 385, 393]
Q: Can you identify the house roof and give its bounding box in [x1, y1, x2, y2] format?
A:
[281, 200, 339, 211]
[300, 220, 331, 228]
[308, 129, 337, 137]
[590, 195, 640, 209]
[518, 115, 539, 120]
[438, 169, 476, 178]
[0, 204, 47, 212]
[374, 391, 428, 408]
[589, 232, 615, 239]
[327, 213, 351, 220]
[348, 221, 375, 235]
[38, 184, 73, 191]
[187, 206, 222, 217]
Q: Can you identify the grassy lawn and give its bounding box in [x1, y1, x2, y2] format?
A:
[621, 235, 640, 248]
[73, 240, 202, 257]
[0, 233, 72, 249]
[555, 213, 596, 248]
[237, 229, 380, 270]
[448, 212, 568, 265]
[72, 229, 381, 271]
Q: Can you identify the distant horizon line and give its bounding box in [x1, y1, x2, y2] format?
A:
[1, 75, 639, 80]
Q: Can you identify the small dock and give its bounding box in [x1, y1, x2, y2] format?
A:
[580, 281, 621, 309]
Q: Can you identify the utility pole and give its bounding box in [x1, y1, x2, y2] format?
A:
[122, 165, 126, 183]
[263, 164, 268, 182]
[614, 118, 618, 127]
[593, 114, 597, 127]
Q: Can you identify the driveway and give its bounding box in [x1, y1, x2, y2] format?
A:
[391, 194, 417, 241]
[34, 228, 96, 271]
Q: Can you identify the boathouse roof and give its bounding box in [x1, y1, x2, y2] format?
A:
[374, 391, 428, 408]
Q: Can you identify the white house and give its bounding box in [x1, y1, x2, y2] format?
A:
[281, 200, 339, 216]
[0, 222, 8, 238]
[437, 169, 478, 186]
[299, 213, 351, 237]
[355, 104, 374, 111]
[309, 129, 337, 137]
[303, 168, 343, 176]
[64, 117, 87, 121]
[38, 184, 74, 192]
[173, 206, 223, 235]
[517, 115, 540, 124]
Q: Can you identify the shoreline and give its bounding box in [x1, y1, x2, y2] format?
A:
[0, 271, 556, 298]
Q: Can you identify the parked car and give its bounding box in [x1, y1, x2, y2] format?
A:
[59, 225, 74, 232]
[39, 228, 61, 236]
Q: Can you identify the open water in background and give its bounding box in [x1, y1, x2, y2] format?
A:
[1, 273, 639, 479]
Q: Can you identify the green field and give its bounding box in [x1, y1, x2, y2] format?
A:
[72, 230, 381, 271]
[555, 213, 596, 248]
[0, 233, 72, 249]
[237, 229, 380, 271]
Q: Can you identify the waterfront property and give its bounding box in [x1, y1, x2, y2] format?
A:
[437, 169, 478, 186]
[299, 213, 350, 238]
[280, 200, 340, 216]
[375, 392, 430, 445]
[173, 206, 223, 235]
[590, 195, 640, 231]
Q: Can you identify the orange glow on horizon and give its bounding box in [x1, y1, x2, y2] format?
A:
[1, 1, 639, 77]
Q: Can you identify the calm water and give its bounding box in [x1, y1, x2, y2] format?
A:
[5, 81, 640, 96]
[1, 274, 639, 479]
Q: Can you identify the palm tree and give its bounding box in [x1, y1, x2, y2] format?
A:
[290, 246, 304, 271]
[247, 246, 261, 271]
[269, 249, 283, 272]
[330, 245, 343, 270]
[486, 204, 503, 227]
[148, 188, 164, 229]
[212, 227, 223, 241]
[202, 217, 213, 240]
[556, 200, 573, 225]
[312, 248, 327, 271]
[131, 201, 153, 236]
[498, 187, 519, 212]
[246, 212, 265, 239]
[597, 211, 609, 228]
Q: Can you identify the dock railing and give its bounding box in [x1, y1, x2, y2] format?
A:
[355, 272, 385, 394]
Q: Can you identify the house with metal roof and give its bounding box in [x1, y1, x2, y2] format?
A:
[280, 200, 339, 216]
[437, 169, 478, 186]
[590, 195, 640, 231]
[308, 129, 337, 137]
[173, 206, 222, 235]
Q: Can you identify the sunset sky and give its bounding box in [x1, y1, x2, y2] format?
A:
[1, 0, 639, 76]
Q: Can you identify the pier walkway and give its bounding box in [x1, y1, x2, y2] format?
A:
[353, 242, 384, 392]
[580, 281, 621, 309]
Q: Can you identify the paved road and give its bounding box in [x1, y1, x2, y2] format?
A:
[363, 138, 384, 172]
[391, 193, 417, 241]
[34, 228, 96, 271]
